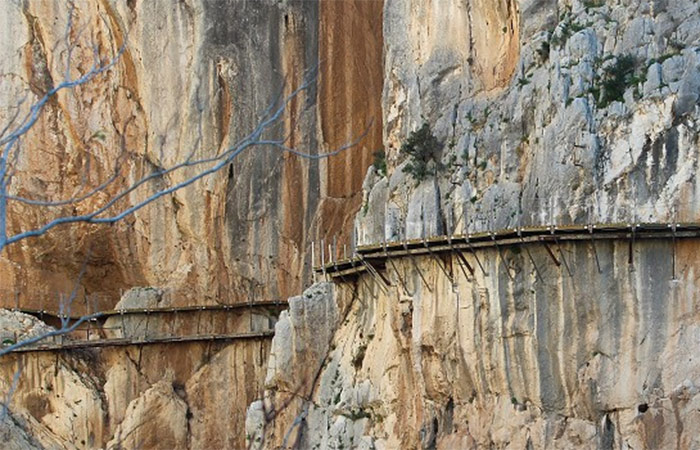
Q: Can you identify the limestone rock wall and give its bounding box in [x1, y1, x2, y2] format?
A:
[357, 0, 700, 245]
[250, 0, 700, 448]
[0, 0, 383, 310]
[0, 1, 383, 447]
[0, 305, 271, 449]
[250, 239, 700, 449]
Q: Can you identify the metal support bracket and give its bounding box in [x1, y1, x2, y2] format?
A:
[628, 223, 636, 267]
[385, 242, 412, 296]
[358, 255, 391, 294]
[588, 223, 602, 274]
[518, 227, 543, 283]
[491, 231, 515, 281]
[448, 234, 474, 280]
[541, 240, 561, 267]
[423, 238, 454, 284]
[466, 235, 489, 277]
[554, 235, 573, 277]
[671, 222, 678, 281]
[402, 241, 433, 292]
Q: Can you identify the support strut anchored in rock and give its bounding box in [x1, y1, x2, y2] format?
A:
[423, 237, 454, 284]
[541, 239, 561, 267]
[671, 221, 678, 281]
[357, 254, 390, 294]
[588, 224, 602, 274]
[491, 231, 515, 281]
[518, 227, 543, 282]
[385, 241, 412, 296]
[465, 235, 488, 277]
[448, 233, 474, 280]
[554, 235, 573, 277]
[402, 241, 433, 292]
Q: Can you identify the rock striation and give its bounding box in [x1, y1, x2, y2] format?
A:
[0, 1, 382, 446]
[252, 0, 700, 448]
[3, 0, 700, 448]
[251, 239, 700, 448]
[0, 0, 383, 309]
[357, 0, 700, 245]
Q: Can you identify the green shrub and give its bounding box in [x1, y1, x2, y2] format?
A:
[401, 123, 442, 181]
[594, 54, 641, 107]
[372, 150, 387, 177]
[536, 39, 550, 63]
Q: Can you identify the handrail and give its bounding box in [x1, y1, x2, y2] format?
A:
[316, 221, 698, 276]
[14, 299, 288, 321]
[5, 331, 275, 353]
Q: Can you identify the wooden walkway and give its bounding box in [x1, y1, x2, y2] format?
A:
[2, 300, 287, 354]
[17, 300, 288, 321]
[8, 331, 274, 353]
[316, 222, 700, 278]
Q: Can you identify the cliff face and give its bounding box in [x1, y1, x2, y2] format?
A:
[251, 0, 700, 448]
[0, 298, 271, 449]
[0, 1, 382, 448]
[251, 240, 700, 449]
[4, 0, 700, 448]
[0, 0, 383, 309]
[357, 0, 700, 247]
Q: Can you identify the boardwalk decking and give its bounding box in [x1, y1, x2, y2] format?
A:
[17, 299, 288, 321]
[316, 222, 700, 278]
[2, 300, 287, 354]
[8, 331, 275, 353]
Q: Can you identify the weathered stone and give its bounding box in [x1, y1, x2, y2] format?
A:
[107, 380, 188, 450]
[0, 0, 383, 309]
[4, 0, 700, 448]
[252, 239, 700, 448]
[0, 1, 383, 447]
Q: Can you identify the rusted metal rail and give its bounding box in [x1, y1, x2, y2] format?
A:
[316, 222, 700, 278]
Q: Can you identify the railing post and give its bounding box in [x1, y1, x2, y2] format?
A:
[311, 241, 317, 283]
[333, 236, 338, 264]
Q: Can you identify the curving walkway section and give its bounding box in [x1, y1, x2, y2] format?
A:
[17, 299, 288, 321]
[3, 300, 287, 354]
[8, 331, 274, 353]
[316, 222, 700, 279]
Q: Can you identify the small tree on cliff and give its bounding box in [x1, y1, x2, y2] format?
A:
[401, 123, 442, 181]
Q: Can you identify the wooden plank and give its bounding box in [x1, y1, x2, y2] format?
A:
[316, 223, 700, 275]
[17, 300, 288, 321]
[8, 331, 275, 353]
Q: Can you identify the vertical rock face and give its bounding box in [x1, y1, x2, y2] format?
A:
[5, 0, 700, 448]
[0, 1, 383, 448]
[0, 0, 383, 309]
[358, 0, 700, 245]
[249, 0, 700, 448]
[317, 0, 385, 247]
[107, 380, 189, 450]
[251, 240, 700, 449]
[0, 306, 272, 449]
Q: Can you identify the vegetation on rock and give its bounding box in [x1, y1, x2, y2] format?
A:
[401, 123, 442, 181]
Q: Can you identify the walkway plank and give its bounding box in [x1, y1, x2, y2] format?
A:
[9, 331, 275, 353]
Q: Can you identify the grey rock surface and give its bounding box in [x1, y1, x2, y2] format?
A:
[358, 0, 700, 244]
